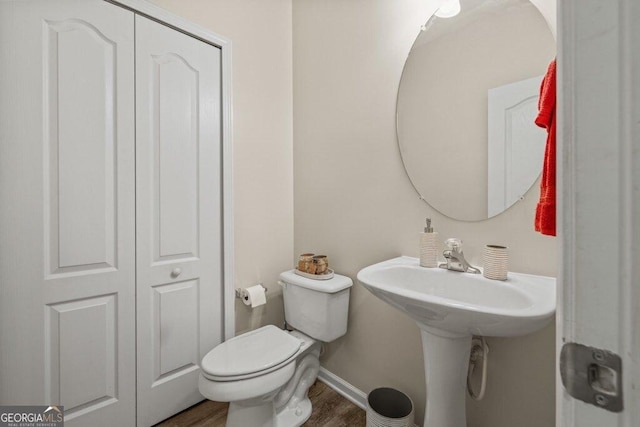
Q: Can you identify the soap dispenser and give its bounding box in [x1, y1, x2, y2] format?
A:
[419, 218, 439, 268]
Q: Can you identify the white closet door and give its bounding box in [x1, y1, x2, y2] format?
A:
[0, 1, 136, 426]
[135, 15, 223, 426]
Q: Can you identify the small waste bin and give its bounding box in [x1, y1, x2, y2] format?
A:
[366, 387, 414, 427]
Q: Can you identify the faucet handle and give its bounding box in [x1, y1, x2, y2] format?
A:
[444, 238, 462, 251]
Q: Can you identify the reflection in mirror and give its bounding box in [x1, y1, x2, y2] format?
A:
[396, 0, 556, 221]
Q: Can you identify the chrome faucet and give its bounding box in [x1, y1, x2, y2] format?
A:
[439, 238, 481, 274]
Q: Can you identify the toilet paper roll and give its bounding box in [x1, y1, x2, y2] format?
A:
[241, 284, 267, 308]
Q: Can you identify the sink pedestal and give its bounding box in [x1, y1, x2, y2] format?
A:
[420, 327, 472, 427]
[357, 257, 556, 427]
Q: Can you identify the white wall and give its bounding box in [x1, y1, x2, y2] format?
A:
[148, 0, 293, 333]
[293, 1, 557, 426]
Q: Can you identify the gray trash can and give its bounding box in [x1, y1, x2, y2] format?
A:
[366, 387, 414, 427]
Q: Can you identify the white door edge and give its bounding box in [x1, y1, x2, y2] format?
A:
[558, 0, 640, 426]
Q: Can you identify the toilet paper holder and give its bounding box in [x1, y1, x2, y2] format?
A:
[235, 283, 267, 300]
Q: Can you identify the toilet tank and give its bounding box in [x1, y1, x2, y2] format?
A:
[279, 270, 352, 342]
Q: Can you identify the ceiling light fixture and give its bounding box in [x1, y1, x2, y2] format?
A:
[435, 0, 461, 18]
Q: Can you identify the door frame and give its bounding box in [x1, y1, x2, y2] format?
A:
[558, 0, 639, 426]
[108, 0, 235, 341]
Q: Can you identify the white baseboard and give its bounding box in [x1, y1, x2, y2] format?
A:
[317, 367, 367, 410]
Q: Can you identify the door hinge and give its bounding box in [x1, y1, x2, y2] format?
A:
[560, 342, 623, 412]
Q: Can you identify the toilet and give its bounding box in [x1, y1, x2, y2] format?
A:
[199, 269, 353, 427]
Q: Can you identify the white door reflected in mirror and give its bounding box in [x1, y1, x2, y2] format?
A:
[487, 76, 547, 217]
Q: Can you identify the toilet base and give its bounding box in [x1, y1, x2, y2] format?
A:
[227, 400, 275, 427]
[275, 397, 312, 427]
[226, 395, 312, 427]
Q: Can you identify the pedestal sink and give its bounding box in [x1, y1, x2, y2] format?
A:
[357, 256, 555, 427]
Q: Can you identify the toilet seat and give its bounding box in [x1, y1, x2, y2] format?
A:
[201, 325, 302, 382]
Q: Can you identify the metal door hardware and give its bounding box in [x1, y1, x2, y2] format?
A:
[560, 342, 623, 412]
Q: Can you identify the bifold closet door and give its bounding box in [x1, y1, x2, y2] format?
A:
[0, 1, 136, 426]
[135, 15, 223, 426]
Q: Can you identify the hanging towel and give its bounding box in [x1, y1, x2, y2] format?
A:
[534, 59, 556, 236]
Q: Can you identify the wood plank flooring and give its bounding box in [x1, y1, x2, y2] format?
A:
[154, 381, 366, 427]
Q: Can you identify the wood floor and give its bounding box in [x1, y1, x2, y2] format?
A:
[155, 381, 366, 427]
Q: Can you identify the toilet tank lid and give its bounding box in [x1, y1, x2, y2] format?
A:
[279, 270, 353, 293]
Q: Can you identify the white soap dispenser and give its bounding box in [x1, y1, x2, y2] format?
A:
[420, 218, 439, 268]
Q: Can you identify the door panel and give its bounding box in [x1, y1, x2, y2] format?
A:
[0, 1, 136, 426]
[153, 53, 200, 261]
[152, 280, 200, 380]
[47, 295, 117, 409]
[44, 18, 119, 274]
[135, 15, 223, 426]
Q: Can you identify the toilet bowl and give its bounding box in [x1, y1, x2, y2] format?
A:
[199, 270, 353, 427]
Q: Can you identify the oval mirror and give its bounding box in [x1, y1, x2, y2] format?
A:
[396, 0, 556, 221]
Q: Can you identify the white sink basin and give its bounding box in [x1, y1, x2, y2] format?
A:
[357, 256, 555, 337]
[357, 256, 556, 427]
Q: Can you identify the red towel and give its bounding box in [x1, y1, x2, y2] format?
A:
[534, 59, 556, 236]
